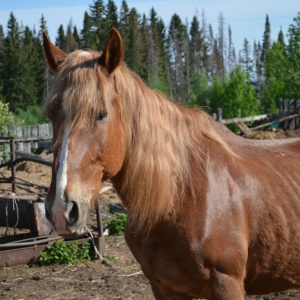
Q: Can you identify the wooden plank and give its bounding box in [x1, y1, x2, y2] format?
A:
[222, 114, 268, 125]
[251, 114, 299, 131]
[31, 125, 39, 149]
[24, 126, 32, 153]
[234, 120, 252, 137]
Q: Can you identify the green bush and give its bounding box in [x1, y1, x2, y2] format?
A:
[39, 241, 91, 265]
[107, 213, 127, 235]
[14, 105, 49, 125]
[0, 102, 14, 134]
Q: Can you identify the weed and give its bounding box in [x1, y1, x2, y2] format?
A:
[106, 213, 127, 235]
[39, 240, 91, 265]
[105, 255, 118, 261]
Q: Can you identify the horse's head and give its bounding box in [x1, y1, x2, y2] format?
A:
[43, 28, 126, 236]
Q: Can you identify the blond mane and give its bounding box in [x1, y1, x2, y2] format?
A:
[45, 50, 232, 232]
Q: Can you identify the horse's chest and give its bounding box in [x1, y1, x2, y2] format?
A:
[125, 229, 209, 297]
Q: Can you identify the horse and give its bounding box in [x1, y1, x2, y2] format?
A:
[42, 28, 300, 299]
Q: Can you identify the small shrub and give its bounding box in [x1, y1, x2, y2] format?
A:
[0, 102, 14, 134]
[105, 255, 118, 261]
[39, 241, 91, 265]
[107, 213, 127, 235]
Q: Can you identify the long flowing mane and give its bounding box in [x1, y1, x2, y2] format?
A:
[45, 49, 232, 232]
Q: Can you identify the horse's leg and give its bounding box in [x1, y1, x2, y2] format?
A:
[150, 282, 192, 300]
[209, 271, 245, 300]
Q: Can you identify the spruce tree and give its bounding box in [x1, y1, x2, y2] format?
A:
[56, 25, 67, 51]
[0, 25, 5, 103]
[189, 16, 203, 76]
[286, 12, 300, 99]
[126, 8, 144, 76]
[89, 0, 106, 50]
[18, 26, 40, 108]
[168, 14, 187, 102]
[73, 26, 80, 47]
[2, 13, 23, 111]
[239, 38, 254, 82]
[227, 25, 236, 73]
[80, 11, 93, 49]
[261, 15, 271, 64]
[119, 0, 130, 62]
[65, 19, 78, 52]
[144, 8, 169, 94]
[217, 12, 226, 79]
[106, 0, 119, 30]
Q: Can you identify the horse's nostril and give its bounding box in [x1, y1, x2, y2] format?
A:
[67, 201, 79, 227]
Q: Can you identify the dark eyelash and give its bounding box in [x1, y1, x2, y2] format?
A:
[96, 111, 107, 121]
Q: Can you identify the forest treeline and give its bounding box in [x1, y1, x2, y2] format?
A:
[1, 0, 300, 126]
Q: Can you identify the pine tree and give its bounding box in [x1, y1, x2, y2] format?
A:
[261, 15, 271, 64]
[106, 0, 119, 30]
[146, 8, 169, 94]
[253, 40, 263, 103]
[119, 0, 130, 62]
[38, 14, 47, 39]
[73, 26, 80, 47]
[207, 23, 216, 81]
[89, 0, 106, 50]
[0, 25, 5, 103]
[80, 11, 93, 49]
[56, 24, 67, 51]
[37, 14, 51, 101]
[227, 25, 236, 73]
[217, 12, 226, 79]
[168, 14, 187, 102]
[126, 8, 145, 76]
[18, 26, 40, 108]
[1, 13, 23, 111]
[201, 9, 210, 74]
[239, 38, 254, 82]
[65, 19, 78, 52]
[286, 12, 300, 99]
[278, 28, 285, 44]
[189, 16, 203, 76]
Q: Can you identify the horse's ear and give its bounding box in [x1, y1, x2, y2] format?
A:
[42, 30, 67, 74]
[99, 27, 124, 75]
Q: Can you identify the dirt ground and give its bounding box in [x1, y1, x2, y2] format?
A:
[0, 129, 300, 300]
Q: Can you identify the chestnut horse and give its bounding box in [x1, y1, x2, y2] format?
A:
[42, 28, 300, 299]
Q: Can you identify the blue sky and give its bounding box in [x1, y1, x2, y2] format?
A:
[0, 0, 299, 52]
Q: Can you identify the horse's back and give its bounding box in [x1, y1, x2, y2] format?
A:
[231, 137, 300, 294]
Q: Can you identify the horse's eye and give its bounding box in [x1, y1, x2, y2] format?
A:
[96, 111, 107, 121]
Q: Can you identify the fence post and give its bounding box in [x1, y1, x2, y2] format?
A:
[9, 138, 17, 193]
[296, 100, 300, 130]
[217, 108, 223, 123]
[289, 100, 296, 130]
[279, 99, 283, 114]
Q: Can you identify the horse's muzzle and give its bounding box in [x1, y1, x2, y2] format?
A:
[45, 198, 88, 237]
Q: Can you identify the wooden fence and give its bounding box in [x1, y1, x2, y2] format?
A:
[279, 99, 300, 130]
[1, 99, 299, 164]
[0, 123, 52, 164]
[216, 99, 300, 131]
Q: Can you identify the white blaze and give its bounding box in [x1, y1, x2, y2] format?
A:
[52, 126, 70, 231]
